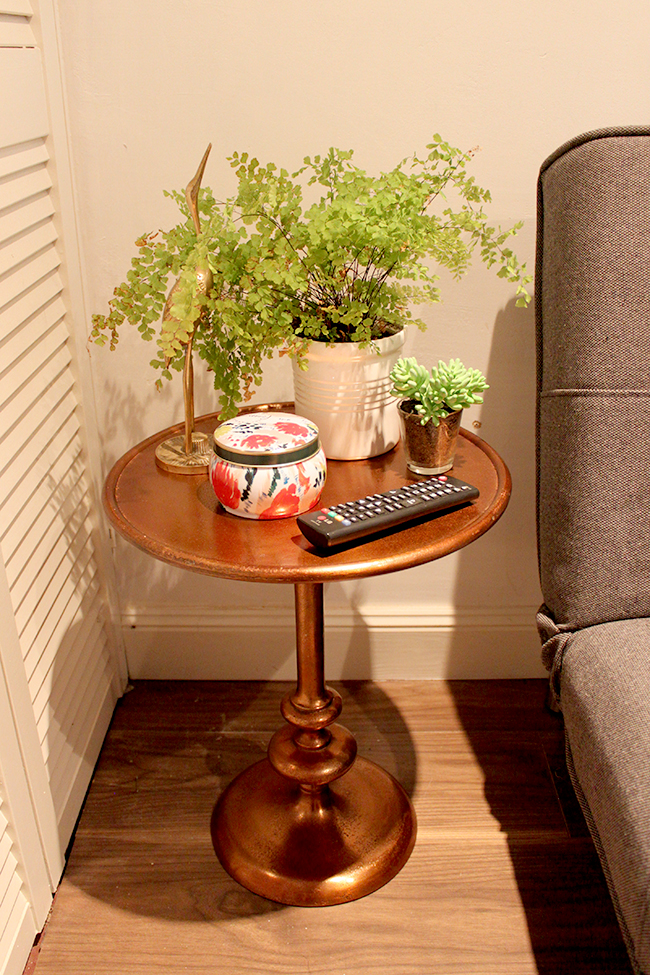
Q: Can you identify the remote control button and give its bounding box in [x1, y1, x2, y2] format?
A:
[297, 475, 479, 547]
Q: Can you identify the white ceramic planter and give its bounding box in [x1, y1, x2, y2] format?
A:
[292, 330, 406, 460]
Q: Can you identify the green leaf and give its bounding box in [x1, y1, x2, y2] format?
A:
[93, 134, 530, 418]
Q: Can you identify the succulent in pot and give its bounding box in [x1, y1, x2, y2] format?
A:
[390, 357, 489, 475]
[90, 136, 529, 451]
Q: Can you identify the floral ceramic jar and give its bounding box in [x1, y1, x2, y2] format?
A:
[210, 412, 327, 519]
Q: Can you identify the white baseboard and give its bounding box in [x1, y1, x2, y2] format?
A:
[122, 603, 546, 681]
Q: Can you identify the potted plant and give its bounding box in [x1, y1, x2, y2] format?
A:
[90, 135, 530, 458]
[390, 356, 489, 474]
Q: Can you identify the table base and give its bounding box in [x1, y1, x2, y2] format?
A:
[211, 755, 416, 906]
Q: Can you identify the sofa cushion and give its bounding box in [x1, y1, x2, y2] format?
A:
[538, 390, 650, 629]
[560, 617, 650, 974]
[537, 133, 650, 394]
[536, 129, 650, 630]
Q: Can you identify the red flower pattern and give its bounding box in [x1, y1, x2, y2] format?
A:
[296, 462, 311, 493]
[240, 434, 276, 449]
[275, 421, 308, 438]
[211, 461, 242, 510]
[259, 484, 301, 519]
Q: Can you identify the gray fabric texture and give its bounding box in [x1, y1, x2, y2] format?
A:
[536, 604, 574, 709]
[561, 619, 650, 975]
[536, 128, 650, 630]
[538, 391, 650, 629]
[535, 128, 650, 974]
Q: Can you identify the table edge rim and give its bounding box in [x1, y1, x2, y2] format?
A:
[103, 412, 512, 582]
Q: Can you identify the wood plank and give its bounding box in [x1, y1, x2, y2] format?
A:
[29, 681, 633, 975]
[105, 678, 559, 735]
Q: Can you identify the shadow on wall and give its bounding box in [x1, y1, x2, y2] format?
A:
[41, 452, 120, 856]
[96, 371, 157, 471]
[450, 296, 539, 612]
[94, 338, 294, 475]
[56, 293, 535, 927]
[96, 353, 299, 678]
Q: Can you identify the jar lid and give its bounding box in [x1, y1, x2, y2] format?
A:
[212, 412, 321, 466]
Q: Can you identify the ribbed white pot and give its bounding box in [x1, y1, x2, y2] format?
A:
[292, 330, 406, 460]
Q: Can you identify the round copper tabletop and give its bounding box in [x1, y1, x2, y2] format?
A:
[103, 405, 511, 583]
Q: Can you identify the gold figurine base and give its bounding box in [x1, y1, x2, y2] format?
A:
[211, 756, 416, 907]
[155, 432, 211, 474]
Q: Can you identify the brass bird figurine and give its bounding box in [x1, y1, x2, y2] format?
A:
[155, 144, 215, 473]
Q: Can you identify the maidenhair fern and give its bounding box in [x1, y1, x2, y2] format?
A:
[92, 136, 528, 420]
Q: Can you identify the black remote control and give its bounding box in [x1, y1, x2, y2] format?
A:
[297, 475, 479, 549]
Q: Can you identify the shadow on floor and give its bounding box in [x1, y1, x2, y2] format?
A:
[441, 296, 633, 974]
[62, 679, 417, 924]
[446, 680, 633, 975]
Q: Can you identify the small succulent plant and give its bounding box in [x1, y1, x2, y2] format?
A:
[390, 356, 489, 425]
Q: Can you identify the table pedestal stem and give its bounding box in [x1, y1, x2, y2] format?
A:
[211, 582, 416, 906]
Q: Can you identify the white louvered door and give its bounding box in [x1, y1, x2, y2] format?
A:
[0, 2, 125, 972]
[0, 560, 52, 975]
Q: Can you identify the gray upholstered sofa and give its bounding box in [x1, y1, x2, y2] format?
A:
[536, 127, 650, 975]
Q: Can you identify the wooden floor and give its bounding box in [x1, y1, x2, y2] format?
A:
[27, 680, 632, 975]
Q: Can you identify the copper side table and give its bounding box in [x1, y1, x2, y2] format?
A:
[104, 405, 511, 906]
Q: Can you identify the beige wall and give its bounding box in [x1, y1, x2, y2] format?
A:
[56, 0, 650, 678]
